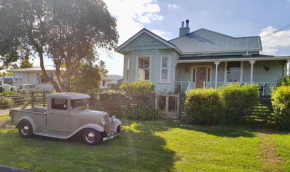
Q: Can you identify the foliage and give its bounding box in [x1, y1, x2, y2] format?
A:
[277, 75, 290, 87]
[1, 91, 16, 96]
[0, 0, 118, 92]
[98, 60, 108, 77]
[20, 57, 33, 69]
[184, 88, 225, 125]
[92, 90, 126, 117]
[0, 72, 13, 76]
[272, 86, 290, 130]
[70, 63, 102, 93]
[126, 105, 160, 120]
[218, 83, 260, 123]
[120, 81, 155, 103]
[0, 98, 14, 108]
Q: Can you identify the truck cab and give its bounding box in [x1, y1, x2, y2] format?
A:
[10, 92, 123, 145]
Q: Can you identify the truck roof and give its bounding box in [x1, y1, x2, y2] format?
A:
[48, 92, 90, 99]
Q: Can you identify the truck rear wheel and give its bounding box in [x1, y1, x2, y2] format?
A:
[18, 120, 33, 138]
[83, 129, 102, 145]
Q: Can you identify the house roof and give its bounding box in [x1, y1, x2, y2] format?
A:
[7, 66, 56, 72]
[116, 28, 182, 54]
[102, 75, 123, 81]
[177, 54, 290, 63]
[48, 92, 90, 99]
[169, 28, 262, 54]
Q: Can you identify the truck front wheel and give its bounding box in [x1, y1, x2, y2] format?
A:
[82, 129, 102, 145]
[18, 120, 33, 138]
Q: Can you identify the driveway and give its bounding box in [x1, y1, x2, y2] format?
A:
[0, 165, 32, 172]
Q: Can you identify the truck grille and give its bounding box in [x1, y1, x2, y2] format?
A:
[104, 115, 111, 135]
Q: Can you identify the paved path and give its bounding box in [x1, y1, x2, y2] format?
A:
[0, 165, 32, 172]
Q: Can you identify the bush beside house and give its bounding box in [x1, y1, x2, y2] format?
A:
[218, 84, 260, 123]
[272, 86, 290, 130]
[185, 88, 224, 125]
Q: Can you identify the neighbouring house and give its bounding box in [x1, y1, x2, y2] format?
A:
[7, 66, 56, 91]
[100, 75, 123, 89]
[116, 20, 290, 96]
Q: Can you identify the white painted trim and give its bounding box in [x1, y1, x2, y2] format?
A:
[160, 55, 171, 83]
[116, 29, 182, 54]
[181, 49, 262, 55]
[136, 55, 151, 81]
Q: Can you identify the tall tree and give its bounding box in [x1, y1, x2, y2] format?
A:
[0, 0, 118, 92]
[98, 60, 108, 77]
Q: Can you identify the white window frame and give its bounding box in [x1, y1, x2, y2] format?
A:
[136, 56, 151, 81]
[160, 55, 170, 83]
[14, 73, 23, 82]
[224, 61, 243, 83]
[126, 57, 130, 82]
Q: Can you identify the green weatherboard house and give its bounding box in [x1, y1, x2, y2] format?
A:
[116, 20, 290, 95]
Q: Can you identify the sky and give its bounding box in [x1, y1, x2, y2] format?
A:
[33, 0, 290, 76]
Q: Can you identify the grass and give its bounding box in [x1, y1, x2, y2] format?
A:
[0, 117, 265, 172]
[0, 114, 10, 122]
[274, 133, 290, 171]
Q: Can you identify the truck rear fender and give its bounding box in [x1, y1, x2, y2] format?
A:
[16, 116, 37, 133]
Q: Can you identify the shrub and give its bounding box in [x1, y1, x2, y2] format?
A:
[2, 91, 16, 96]
[184, 88, 225, 125]
[218, 83, 259, 123]
[90, 90, 126, 117]
[277, 75, 290, 87]
[272, 86, 290, 130]
[120, 81, 155, 103]
[0, 98, 14, 108]
[126, 105, 160, 120]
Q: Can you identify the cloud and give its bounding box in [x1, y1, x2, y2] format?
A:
[151, 29, 171, 40]
[168, 4, 180, 9]
[259, 26, 290, 55]
[104, 0, 163, 44]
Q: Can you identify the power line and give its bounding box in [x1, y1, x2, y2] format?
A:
[260, 24, 290, 39]
[233, 23, 290, 37]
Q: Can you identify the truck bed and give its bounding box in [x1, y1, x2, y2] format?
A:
[10, 106, 47, 132]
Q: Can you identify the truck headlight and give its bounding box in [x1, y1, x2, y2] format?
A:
[111, 115, 116, 122]
[101, 118, 106, 125]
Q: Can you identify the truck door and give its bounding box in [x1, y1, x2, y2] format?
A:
[47, 98, 69, 131]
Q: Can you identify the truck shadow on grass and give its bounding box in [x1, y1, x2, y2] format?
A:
[0, 120, 176, 172]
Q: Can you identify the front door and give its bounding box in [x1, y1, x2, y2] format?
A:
[47, 98, 69, 132]
[196, 67, 207, 88]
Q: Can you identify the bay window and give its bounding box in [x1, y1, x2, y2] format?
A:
[160, 56, 170, 83]
[138, 57, 150, 81]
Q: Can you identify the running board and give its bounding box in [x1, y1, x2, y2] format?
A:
[103, 130, 124, 141]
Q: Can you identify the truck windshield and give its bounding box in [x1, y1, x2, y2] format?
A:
[71, 99, 88, 108]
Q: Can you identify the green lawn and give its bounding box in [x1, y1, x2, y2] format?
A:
[274, 133, 290, 171]
[0, 115, 264, 172]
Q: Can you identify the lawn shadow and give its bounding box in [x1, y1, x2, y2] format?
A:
[0, 120, 176, 172]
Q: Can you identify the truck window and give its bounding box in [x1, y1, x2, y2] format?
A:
[51, 98, 67, 110]
[71, 99, 88, 108]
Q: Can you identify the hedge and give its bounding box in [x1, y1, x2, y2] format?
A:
[184, 88, 225, 125]
[218, 83, 259, 123]
[272, 86, 290, 130]
[0, 98, 14, 108]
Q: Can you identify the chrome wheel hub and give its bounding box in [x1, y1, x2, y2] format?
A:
[21, 125, 29, 135]
[87, 132, 95, 142]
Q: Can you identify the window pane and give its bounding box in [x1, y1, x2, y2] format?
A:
[227, 61, 241, 82]
[52, 98, 67, 110]
[138, 57, 150, 81]
[162, 57, 169, 68]
[161, 69, 168, 81]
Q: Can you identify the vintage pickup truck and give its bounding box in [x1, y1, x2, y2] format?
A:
[10, 92, 123, 145]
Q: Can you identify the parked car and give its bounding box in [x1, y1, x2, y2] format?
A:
[10, 92, 123, 145]
[17, 84, 39, 94]
[0, 84, 17, 93]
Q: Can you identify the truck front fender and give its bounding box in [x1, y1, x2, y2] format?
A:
[74, 124, 105, 135]
[16, 116, 38, 134]
[111, 118, 122, 133]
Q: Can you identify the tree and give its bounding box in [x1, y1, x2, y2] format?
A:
[20, 55, 33, 69]
[71, 63, 102, 93]
[0, 0, 118, 92]
[99, 60, 108, 77]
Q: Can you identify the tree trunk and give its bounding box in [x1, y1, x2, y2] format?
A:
[39, 53, 62, 92]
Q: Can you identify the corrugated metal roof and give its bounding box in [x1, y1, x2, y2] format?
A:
[170, 28, 262, 54]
